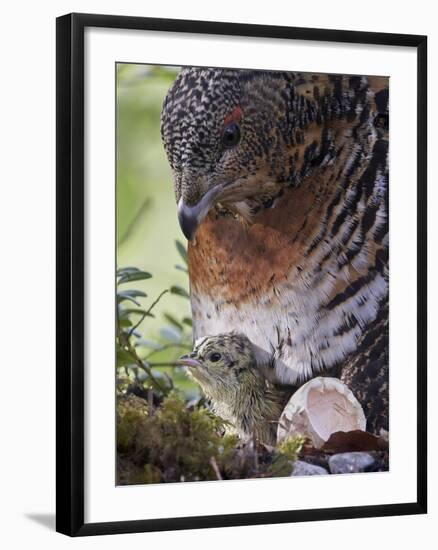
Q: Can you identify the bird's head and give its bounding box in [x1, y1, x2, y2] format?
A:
[177, 332, 257, 395]
[161, 68, 295, 240]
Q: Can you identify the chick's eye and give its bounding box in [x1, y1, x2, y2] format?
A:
[209, 352, 222, 363]
[221, 122, 241, 148]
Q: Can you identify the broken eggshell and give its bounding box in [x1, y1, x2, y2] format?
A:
[277, 377, 366, 448]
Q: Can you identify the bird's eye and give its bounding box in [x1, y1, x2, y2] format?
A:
[221, 122, 241, 148]
[209, 352, 222, 362]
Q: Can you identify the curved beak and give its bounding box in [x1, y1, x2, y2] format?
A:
[177, 185, 222, 240]
[176, 355, 202, 368]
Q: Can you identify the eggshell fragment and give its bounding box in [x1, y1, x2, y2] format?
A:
[277, 377, 366, 448]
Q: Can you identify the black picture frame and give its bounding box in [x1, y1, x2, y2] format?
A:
[56, 12, 427, 537]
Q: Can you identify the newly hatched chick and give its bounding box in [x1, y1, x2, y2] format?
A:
[177, 332, 293, 445]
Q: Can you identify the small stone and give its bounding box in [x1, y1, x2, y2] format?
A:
[291, 460, 329, 476]
[328, 452, 375, 474]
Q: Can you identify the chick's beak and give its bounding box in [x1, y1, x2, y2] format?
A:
[177, 185, 223, 240]
[176, 354, 202, 368]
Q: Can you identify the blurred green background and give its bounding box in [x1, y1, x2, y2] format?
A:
[117, 63, 198, 397]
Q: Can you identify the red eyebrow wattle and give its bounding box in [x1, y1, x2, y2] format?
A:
[223, 106, 243, 126]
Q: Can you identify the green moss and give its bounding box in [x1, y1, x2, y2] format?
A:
[142, 464, 162, 484]
[117, 394, 149, 452]
[117, 391, 239, 483]
[277, 434, 306, 460]
[117, 391, 304, 484]
[267, 435, 306, 477]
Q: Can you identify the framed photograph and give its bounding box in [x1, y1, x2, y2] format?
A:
[56, 13, 427, 536]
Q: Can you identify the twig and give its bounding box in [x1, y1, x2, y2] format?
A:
[117, 289, 173, 395]
[144, 342, 192, 360]
[209, 456, 223, 480]
[128, 289, 169, 339]
[147, 387, 154, 415]
[148, 362, 182, 368]
[253, 436, 259, 471]
[121, 337, 167, 394]
[135, 358, 167, 393]
[146, 289, 169, 315]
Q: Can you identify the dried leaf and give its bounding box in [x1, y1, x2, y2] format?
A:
[322, 430, 388, 453]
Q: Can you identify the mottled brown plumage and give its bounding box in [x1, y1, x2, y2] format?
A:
[161, 69, 389, 434]
[178, 333, 292, 445]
